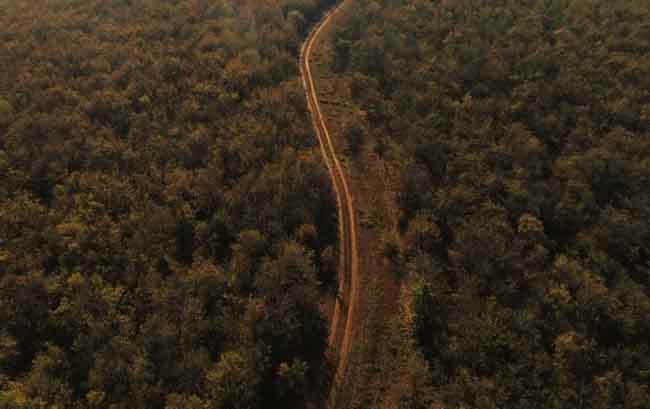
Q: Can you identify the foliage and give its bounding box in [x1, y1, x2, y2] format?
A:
[344, 123, 365, 157]
[335, 0, 650, 407]
[0, 0, 338, 408]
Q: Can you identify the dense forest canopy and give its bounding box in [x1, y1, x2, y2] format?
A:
[333, 0, 650, 408]
[0, 0, 338, 408]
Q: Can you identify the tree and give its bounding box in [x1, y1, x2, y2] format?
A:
[23, 344, 73, 407]
[0, 0, 338, 407]
[332, 0, 650, 406]
[205, 350, 262, 409]
[0, 97, 12, 125]
[344, 123, 365, 157]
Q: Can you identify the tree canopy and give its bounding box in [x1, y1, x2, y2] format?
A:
[333, 0, 650, 407]
[0, 0, 338, 408]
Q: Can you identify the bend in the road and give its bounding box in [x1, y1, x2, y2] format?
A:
[299, 2, 359, 408]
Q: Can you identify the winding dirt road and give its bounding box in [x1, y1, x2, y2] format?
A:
[299, 2, 358, 407]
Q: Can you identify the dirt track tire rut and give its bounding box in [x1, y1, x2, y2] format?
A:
[299, 2, 358, 408]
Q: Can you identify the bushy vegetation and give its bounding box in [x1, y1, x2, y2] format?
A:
[0, 0, 338, 408]
[334, 0, 650, 407]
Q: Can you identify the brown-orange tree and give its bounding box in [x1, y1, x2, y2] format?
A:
[334, 0, 650, 408]
[0, 0, 338, 408]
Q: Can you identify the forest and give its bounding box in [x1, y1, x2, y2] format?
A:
[0, 0, 339, 408]
[332, 0, 650, 408]
[3, 0, 650, 408]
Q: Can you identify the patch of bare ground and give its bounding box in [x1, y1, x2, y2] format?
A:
[310, 4, 434, 408]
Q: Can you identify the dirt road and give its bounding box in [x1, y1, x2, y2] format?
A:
[299, 2, 358, 407]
